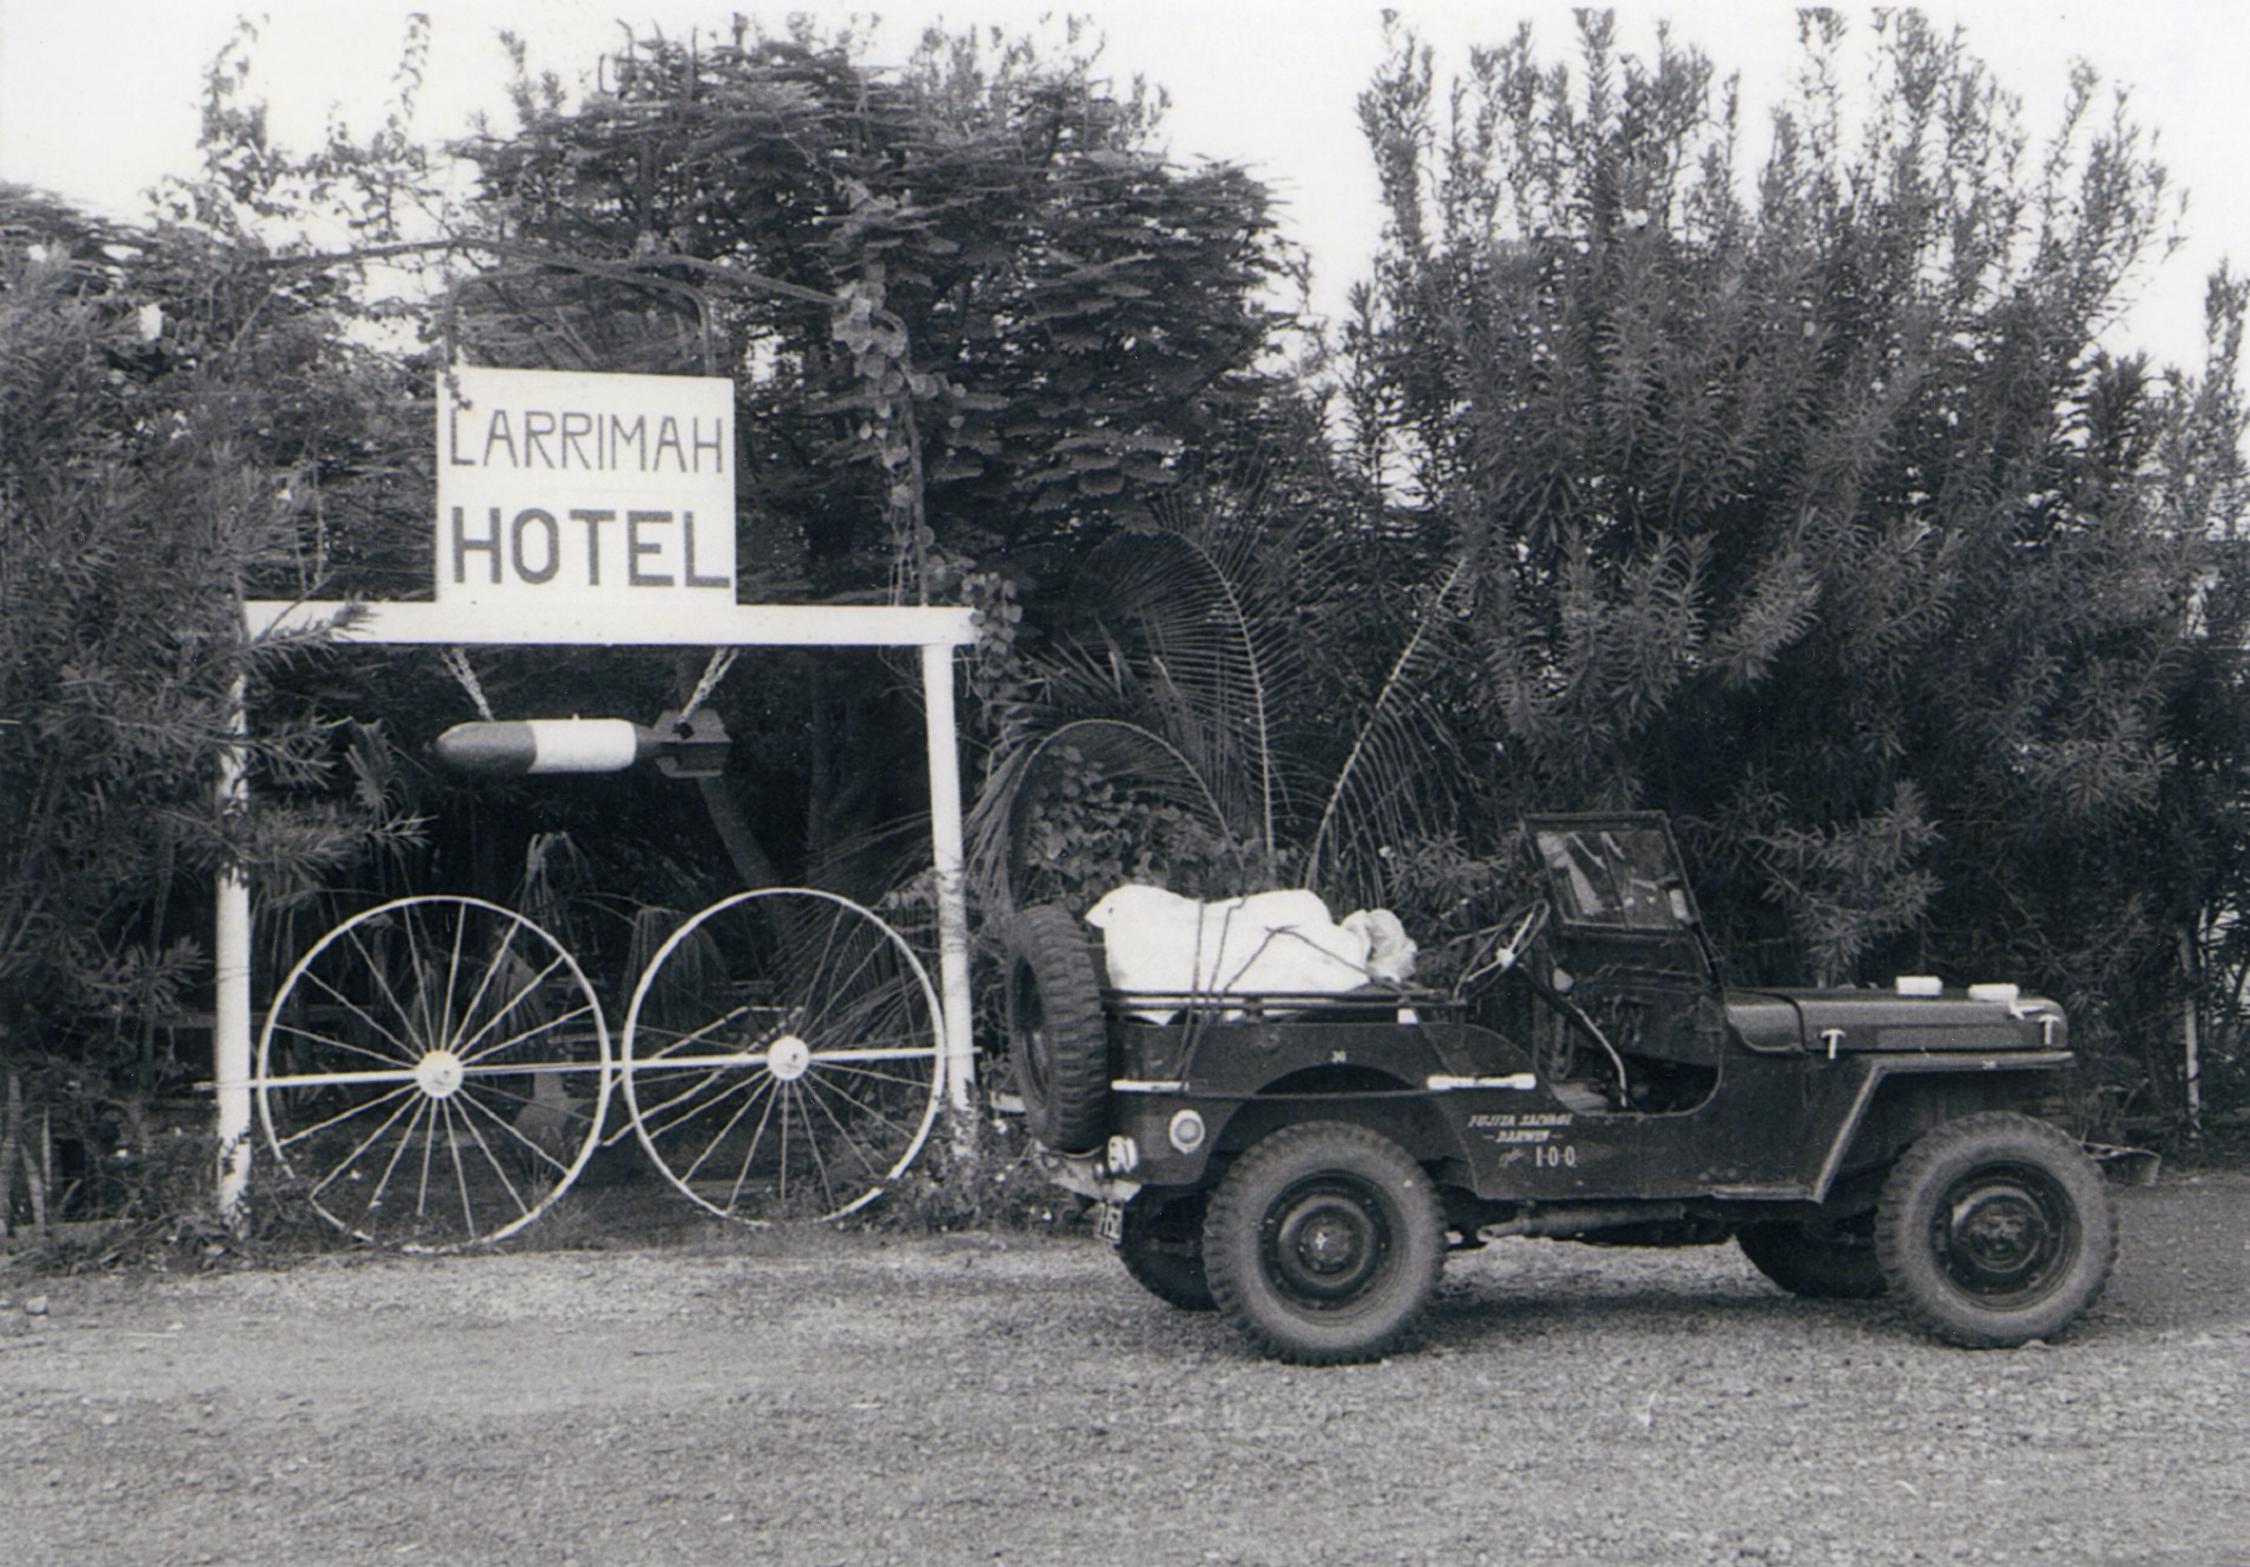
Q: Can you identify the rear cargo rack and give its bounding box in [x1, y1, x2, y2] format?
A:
[1101, 987, 1455, 1020]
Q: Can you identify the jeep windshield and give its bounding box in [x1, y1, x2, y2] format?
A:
[1532, 822, 1693, 932]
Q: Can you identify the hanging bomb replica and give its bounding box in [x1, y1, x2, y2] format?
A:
[432, 707, 730, 778]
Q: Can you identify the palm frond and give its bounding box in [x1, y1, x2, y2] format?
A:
[1074, 523, 1306, 851]
[1304, 555, 1474, 893]
[969, 717, 1243, 916]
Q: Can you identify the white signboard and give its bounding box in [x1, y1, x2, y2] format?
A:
[434, 366, 736, 637]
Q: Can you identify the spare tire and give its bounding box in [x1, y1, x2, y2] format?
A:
[999, 905, 1110, 1153]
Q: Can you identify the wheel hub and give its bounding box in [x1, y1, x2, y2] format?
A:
[413, 1049, 466, 1099]
[1939, 1174, 2066, 1297]
[766, 1034, 812, 1082]
[1266, 1185, 1389, 1305]
[1297, 1211, 1366, 1273]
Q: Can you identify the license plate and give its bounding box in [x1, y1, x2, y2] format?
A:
[1093, 1200, 1124, 1247]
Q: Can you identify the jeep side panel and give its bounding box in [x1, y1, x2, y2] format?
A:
[1440, 1047, 2077, 1207]
[1104, 1010, 1501, 1189]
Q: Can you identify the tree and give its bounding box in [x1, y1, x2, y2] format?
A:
[454, 21, 1299, 573]
[410, 19, 1316, 896]
[1343, 11, 2250, 1121]
[80, 13, 1335, 1029]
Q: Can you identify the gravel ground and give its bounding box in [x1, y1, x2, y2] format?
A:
[3, 1171, 2247, 1567]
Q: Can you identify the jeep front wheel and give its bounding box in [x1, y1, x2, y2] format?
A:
[1202, 1122, 1444, 1364]
[1875, 1112, 2116, 1347]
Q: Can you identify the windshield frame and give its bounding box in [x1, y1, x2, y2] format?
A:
[1524, 814, 1700, 936]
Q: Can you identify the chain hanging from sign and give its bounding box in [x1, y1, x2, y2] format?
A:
[438, 645, 496, 721]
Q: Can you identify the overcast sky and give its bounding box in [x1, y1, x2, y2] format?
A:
[2, 2, 2246, 376]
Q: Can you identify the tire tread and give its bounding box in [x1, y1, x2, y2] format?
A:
[1875, 1111, 2116, 1348]
[999, 905, 1109, 1153]
[1203, 1121, 1444, 1365]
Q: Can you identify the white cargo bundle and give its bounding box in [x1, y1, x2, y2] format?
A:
[1084, 884, 1418, 1024]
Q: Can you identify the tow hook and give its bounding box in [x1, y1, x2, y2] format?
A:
[1039, 1149, 1142, 1205]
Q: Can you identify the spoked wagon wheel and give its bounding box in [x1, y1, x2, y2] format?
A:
[620, 888, 944, 1224]
[256, 896, 613, 1250]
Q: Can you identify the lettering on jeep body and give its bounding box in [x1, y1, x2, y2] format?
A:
[1470, 1110, 1581, 1163]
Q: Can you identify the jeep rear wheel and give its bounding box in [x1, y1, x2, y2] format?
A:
[1737, 1220, 1886, 1300]
[1203, 1122, 1444, 1364]
[998, 905, 1109, 1154]
[1876, 1112, 2116, 1347]
[1118, 1194, 1215, 1312]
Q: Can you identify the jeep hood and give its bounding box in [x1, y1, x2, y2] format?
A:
[1724, 986, 2067, 1054]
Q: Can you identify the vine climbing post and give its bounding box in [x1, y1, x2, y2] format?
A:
[214, 673, 253, 1226]
[921, 642, 975, 1114]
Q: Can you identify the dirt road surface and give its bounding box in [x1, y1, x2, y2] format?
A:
[4, 1173, 2247, 1567]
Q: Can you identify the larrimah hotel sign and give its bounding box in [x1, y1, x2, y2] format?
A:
[435, 366, 736, 637]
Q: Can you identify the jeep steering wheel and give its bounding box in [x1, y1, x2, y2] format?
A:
[1504, 899, 1550, 960]
[1460, 900, 1551, 991]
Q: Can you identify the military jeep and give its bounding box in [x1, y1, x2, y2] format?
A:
[998, 813, 2118, 1364]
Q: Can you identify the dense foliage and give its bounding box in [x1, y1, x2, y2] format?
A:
[1339, 13, 2250, 1122]
[7, 10, 2249, 1234]
[0, 185, 420, 1224]
[458, 21, 1301, 579]
[390, 19, 1322, 903]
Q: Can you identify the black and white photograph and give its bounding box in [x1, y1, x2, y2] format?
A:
[3, 3, 2247, 1562]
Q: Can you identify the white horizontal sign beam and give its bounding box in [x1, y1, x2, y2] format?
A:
[243, 599, 977, 649]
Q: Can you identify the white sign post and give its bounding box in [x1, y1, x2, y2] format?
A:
[221, 367, 978, 1225]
